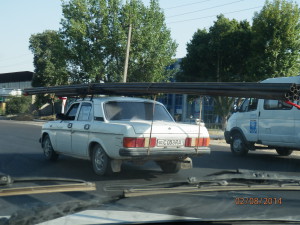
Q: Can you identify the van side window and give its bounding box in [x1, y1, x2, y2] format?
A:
[264, 100, 293, 110]
[239, 98, 258, 112]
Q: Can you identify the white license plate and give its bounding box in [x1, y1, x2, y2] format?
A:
[157, 139, 184, 147]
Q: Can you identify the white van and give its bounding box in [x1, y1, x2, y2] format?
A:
[225, 76, 300, 156]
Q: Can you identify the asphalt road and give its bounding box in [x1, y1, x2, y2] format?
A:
[1, 120, 300, 217]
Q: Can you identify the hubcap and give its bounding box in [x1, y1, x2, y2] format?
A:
[94, 147, 105, 171]
[44, 139, 52, 157]
[233, 138, 242, 152]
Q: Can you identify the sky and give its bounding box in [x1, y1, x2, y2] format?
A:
[0, 0, 298, 74]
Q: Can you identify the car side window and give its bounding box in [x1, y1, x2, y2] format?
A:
[77, 103, 93, 121]
[264, 100, 293, 110]
[65, 103, 80, 120]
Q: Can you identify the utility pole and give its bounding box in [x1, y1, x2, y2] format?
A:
[123, 23, 132, 83]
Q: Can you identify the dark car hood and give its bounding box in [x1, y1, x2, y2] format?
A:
[32, 190, 300, 224]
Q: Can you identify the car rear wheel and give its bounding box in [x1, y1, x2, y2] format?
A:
[92, 144, 112, 176]
[157, 161, 181, 173]
[276, 148, 293, 156]
[230, 133, 249, 156]
[42, 135, 59, 161]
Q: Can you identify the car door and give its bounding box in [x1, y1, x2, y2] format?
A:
[258, 99, 295, 145]
[56, 103, 80, 153]
[71, 102, 93, 156]
[235, 98, 259, 142]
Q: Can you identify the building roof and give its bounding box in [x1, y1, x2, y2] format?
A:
[0, 71, 33, 83]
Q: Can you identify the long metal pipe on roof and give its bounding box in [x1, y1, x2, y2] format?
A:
[23, 82, 300, 101]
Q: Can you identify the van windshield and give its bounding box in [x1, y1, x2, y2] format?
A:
[104, 101, 174, 121]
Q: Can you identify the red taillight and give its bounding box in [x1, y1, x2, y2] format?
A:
[135, 138, 145, 147]
[203, 137, 210, 146]
[123, 137, 136, 148]
[185, 138, 192, 147]
[123, 137, 156, 148]
[147, 138, 156, 147]
[185, 137, 210, 147]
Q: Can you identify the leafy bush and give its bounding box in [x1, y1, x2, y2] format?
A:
[0, 108, 4, 115]
[6, 96, 32, 115]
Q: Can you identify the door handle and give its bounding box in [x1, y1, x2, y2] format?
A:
[84, 124, 90, 130]
[68, 123, 73, 128]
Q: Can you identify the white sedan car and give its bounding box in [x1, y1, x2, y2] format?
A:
[40, 97, 210, 176]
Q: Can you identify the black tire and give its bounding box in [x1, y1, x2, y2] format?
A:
[92, 144, 112, 176]
[157, 161, 181, 173]
[276, 148, 293, 156]
[42, 135, 59, 161]
[230, 133, 249, 156]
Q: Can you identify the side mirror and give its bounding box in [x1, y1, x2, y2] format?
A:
[56, 113, 65, 120]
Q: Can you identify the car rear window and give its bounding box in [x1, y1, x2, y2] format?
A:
[104, 101, 173, 121]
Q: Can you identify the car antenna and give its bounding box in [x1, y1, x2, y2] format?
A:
[147, 95, 157, 155]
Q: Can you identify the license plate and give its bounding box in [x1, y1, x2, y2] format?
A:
[157, 139, 184, 147]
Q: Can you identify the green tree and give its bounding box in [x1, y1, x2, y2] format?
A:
[178, 15, 252, 129]
[29, 30, 69, 113]
[60, 0, 177, 83]
[125, 0, 177, 82]
[6, 96, 31, 115]
[250, 0, 300, 80]
[29, 30, 69, 87]
[178, 15, 252, 83]
[176, 29, 213, 82]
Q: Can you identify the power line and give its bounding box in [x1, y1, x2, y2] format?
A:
[167, 0, 245, 19]
[167, 6, 262, 24]
[165, 0, 214, 10]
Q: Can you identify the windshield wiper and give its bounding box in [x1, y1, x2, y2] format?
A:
[116, 169, 300, 197]
[0, 173, 96, 197]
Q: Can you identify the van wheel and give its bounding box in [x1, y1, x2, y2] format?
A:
[276, 148, 293, 156]
[42, 135, 59, 161]
[231, 133, 249, 156]
[156, 161, 181, 173]
[92, 144, 112, 176]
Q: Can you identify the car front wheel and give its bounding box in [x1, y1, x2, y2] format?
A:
[42, 135, 59, 161]
[92, 144, 112, 176]
[230, 133, 249, 156]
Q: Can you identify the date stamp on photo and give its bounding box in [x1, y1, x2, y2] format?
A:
[235, 197, 282, 205]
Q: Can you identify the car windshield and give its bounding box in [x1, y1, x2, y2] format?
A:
[104, 101, 174, 122]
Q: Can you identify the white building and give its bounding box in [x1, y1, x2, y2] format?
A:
[0, 71, 33, 100]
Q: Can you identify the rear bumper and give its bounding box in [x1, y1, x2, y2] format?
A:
[119, 147, 210, 158]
